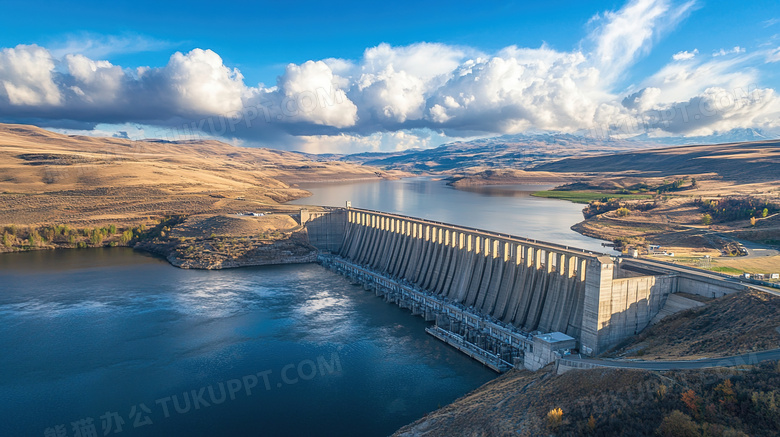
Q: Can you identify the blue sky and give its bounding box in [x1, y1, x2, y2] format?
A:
[1, 0, 779, 152]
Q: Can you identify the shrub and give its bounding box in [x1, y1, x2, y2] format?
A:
[586, 415, 596, 432]
[702, 214, 713, 226]
[2, 232, 12, 248]
[546, 408, 563, 430]
[750, 217, 757, 226]
[41, 226, 55, 242]
[108, 224, 117, 234]
[616, 207, 630, 217]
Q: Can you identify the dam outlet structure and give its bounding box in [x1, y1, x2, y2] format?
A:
[301, 205, 750, 372]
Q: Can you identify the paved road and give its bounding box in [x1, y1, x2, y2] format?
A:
[721, 234, 780, 259]
[562, 348, 780, 370]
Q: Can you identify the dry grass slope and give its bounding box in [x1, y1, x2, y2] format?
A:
[0, 123, 395, 227]
[535, 140, 780, 183]
[394, 362, 780, 436]
[608, 290, 780, 360]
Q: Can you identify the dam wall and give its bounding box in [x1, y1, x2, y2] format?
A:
[304, 207, 750, 367]
[300, 208, 347, 253]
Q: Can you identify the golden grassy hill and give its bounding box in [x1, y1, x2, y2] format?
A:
[0, 123, 393, 226]
[534, 140, 780, 184]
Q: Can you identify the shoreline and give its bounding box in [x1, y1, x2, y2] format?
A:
[0, 235, 319, 270]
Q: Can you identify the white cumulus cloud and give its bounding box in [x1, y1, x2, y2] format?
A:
[0, 0, 778, 151]
[672, 49, 698, 61]
[0, 45, 61, 106]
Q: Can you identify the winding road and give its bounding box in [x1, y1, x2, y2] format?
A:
[562, 348, 780, 371]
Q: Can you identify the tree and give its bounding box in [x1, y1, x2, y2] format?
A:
[763, 208, 769, 218]
[656, 410, 700, 437]
[2, 232, 12, 248]
[657, 384, 668, 400]
[702, 214, 713, 225]
[682, 389, 702, 416]
[715, 379, 737, 411]
[120, 230, 133, 244]
[750, 217, 757, 226]
[616, 207, 631, 217]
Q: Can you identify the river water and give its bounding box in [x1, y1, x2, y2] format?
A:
[1, 178, 608, 437]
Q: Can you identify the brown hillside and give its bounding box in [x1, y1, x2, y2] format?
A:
[607, 290, 780, 360]
[394, 362, 780, 436]
[0, 123, 393, 226]
[534, 140, 780, 183]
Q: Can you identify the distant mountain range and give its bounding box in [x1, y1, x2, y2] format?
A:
[313, 133, 660, 173]
[627, 128, 777, 146]
[306, 128, 778, 174]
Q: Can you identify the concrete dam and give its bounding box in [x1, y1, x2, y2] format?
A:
[302, 206, 748, 372]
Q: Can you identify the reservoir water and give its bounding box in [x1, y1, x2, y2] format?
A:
[290, 177, 613, 254]
[1, 178, 607, 436]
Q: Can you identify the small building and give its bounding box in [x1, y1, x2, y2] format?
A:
[755, 273, 765, 280]
[647, 245, 664, 255]
[743, 273, 751, 279]
[525, 332, 577, 371]
[771, 273, 779, 280]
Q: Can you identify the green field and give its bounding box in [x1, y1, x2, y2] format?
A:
[709, 266, 744, 275]
[531, 190, 654, 204]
